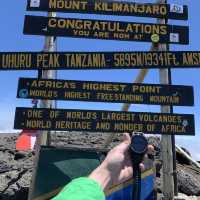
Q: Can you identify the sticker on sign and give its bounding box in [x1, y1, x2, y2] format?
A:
[170, 4, 184, 14]
[170, 33, 179, 43]
[30, 0, 40, 7]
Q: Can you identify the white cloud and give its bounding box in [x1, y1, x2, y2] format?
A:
[176, 137, 200, 161]
[0, 129, 20, 134]
[194, 153, 200, 161]
[0, 98, 16, 133]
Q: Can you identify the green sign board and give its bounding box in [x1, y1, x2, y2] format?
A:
[31, 147, 103, 200]
[17, 78, 194, 106]
[23, 15, 189, 44]
[27, 0, 188, 20]
[14, 107, 195, 135]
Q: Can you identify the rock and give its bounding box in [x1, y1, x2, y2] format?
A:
[147, 136, 200, 197]
[177, 164, 200, 196]
[1, 186, 28, 200]
[155, 160, 162, 177]
[155, 177, 162, 193]
[176, 147, 192, 165]
[0, 161, 12, 174]
[147, 136, 161, 158]
[175, 193, 199, 200]
[157, 193, 200, 200]
[0, 134, 34, 200]
[14, 152, 27, 160]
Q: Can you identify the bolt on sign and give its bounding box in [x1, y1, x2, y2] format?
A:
[23, 15, 189, 44]
[14, 108, 195, 135]
[1, 51, 200, 70]
[27, 0, 188, 20]
[17, 78, 194, 106]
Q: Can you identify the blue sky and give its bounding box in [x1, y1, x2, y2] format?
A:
[0, 0, 199, 159]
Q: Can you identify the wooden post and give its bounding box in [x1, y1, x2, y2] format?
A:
[159, 0, 174, 199]
[28, 11, 57, 200]
[159, 67, 174, 200]
[168, 69, 178, 196]
[39, 11, 57, 146]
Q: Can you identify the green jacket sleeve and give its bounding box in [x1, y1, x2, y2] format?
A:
[52, 177, 105, 200]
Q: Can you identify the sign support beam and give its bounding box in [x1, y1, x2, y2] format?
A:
[159, 57, 174, 200]
[168, 63, 178, 196]
[159, 0, 174, 199]
[28, 11, 57, 200]
[39, 11, 57, 146]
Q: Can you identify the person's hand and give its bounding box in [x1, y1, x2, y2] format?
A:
[89, 133, 154, 191]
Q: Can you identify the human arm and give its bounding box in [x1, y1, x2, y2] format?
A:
[52, 177, 105, 200]
[53, 133, 154, 200]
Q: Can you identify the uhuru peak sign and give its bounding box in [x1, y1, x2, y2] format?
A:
[1, 51, 200, 70]
[14, 107, 195, 135]
[27, 0, 188, 20]
[23, 15, 189, 44]
[17, 78, 194, 106]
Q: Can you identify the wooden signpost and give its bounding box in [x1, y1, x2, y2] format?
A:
[0, 0, 195, 199]
[1, 51, 200, 70]
[14, 107, 195, 135]
[26, 0, 188, 20]
[159, 0, 175, 198]
[23, 15, 189, 44]
[17, 78, 194, 106]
